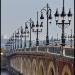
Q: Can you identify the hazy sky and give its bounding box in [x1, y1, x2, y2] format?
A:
[1, 0, 74, 40]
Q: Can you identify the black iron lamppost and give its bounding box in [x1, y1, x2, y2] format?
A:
[20, 26, 24, 48]
[25, 18, 33, 48]
[32, 11, 43, 46]
[14, 31, 16, 49]
[54, 0, 72, 55]
[69, 29, 73, 48]
[16, 29, 20, 49]
[24, 23, 29, 48]
[5, 36, 14, 54]
[10, 37, 14, 50]
[8, 38, 12, 50]
[5, 42, 11, 51]
[12, 33, 15, 50]
[10, 33, 15, 50]
[40, 3, 52, 45]
[70, 29, 72, 48]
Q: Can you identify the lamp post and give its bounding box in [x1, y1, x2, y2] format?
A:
[7, 38, 12, 50]
[24, 23, 29, 48]
[10, 37, 14, 50]
[70, 29, 72, 48]
[54, 0, 72, 55]
[10, 33, 15, 50]
[25, 18, 33, 48]
[16, 28, 20, 49]
[20, 26, 23, 48]
[69, 29, 73, 48]
[14, 31, 17, 49]
[32, 11, 43, 46]
[12, 33, 15, 50]
[40, 3, 52, 45]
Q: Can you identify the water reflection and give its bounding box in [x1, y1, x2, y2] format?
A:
[1, 71, 10, 75]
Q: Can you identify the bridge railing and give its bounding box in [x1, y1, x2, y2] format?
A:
[65, 48, 74, 57]
[31, 47, 37, 52]
[38, 46, 47, 52]
[48, 46, 61, 54]
[6, 46, 74, 58]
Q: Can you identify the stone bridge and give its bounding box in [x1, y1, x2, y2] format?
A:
[6, 46, 74, 75]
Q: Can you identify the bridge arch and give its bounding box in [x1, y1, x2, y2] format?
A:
[61, 65, 71, 75]
[47, 61, 55, 75]
[26, 58, 31, 75]
[22, 58, 26, 75]
[39, 60, 45, 75]
[32, 59, 37, 75]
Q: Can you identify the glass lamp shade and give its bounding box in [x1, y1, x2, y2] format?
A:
[40, 22, 43, 27]
[48, 19, 52, 23]
[31, 21, 35, 28]
[36, 24, 39, 27]
[49, 12, 52, 19]
[25, 25, 28, 29]
[60, 9, 66, 17]
[48, 13, 52, 23]
[54, 9, 59, 21]
[40, 12, 44, 23]
[67, 9, 72, 21]
[40, 12, 44, 19]
[61, 17, 65, 21]
[68, 16, 72, 21]
[55, 17, 59, 22]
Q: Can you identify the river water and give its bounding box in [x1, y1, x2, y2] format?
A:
[1, 71, 10, 75]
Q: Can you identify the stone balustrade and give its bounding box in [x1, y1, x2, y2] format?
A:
[6, 46, 74, 58]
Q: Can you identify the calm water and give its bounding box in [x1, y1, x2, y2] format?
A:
[1, 71, 10, 75]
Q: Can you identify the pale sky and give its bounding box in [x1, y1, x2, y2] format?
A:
[1, 0, 74, 40]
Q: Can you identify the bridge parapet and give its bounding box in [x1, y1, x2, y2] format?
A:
[48, 46, 60, 54]
[6, 46, 74, 59]
[65, 48, 74, 57]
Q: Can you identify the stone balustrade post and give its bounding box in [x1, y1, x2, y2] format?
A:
[63, 47, 65, 56]
[37, 46, 38, 52]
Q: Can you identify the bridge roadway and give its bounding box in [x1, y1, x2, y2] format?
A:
[6, 46, 74, 75]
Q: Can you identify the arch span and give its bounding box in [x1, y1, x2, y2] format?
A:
[47, 61, 55, 75]
[32, 59, 37, 75]
[61, 65, 71, 75]
[39, 60, 45, 75]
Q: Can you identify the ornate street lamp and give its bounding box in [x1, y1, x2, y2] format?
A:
[68, 29, 73, 48]
[54, 0, 72, 55]
[70, 29, 72, 48]
[10, 33, 15, 50]
[23, 23, 29, 48]
[32, 11, 43, 46]
[6, 38, 12, 50]
[25, 18, 34, 48]
[14, 31, 17, 49]
[20, 26, 24, 48]
[40, 3, 52, 45]
[5, 42, 10, 51]
[15, 28, 20, 49]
